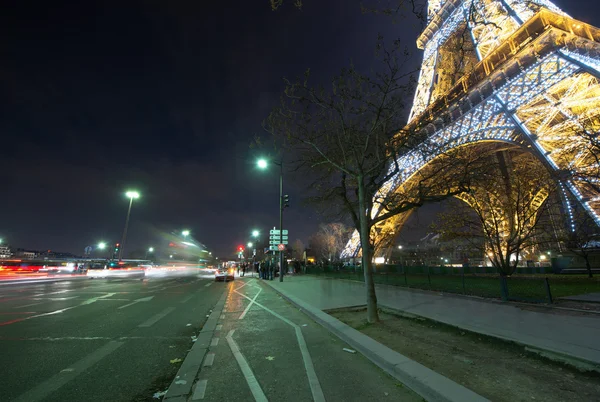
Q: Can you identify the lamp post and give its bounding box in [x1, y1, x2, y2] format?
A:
[257, 158, 285, 282]
[182, 230, 190, 238]
[119, 190, 140, 261]
[146, 247, 154, 259]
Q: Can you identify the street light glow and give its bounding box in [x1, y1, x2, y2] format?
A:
[125, 191, 140, 199]
[148, 247, 154, 252]
[98, 242, 106, 250]
[252, 230, 259, 237]
[247, 242, 253, 248]
[257, 159, 268, 169]
[397, 245, 403, 249]
[182, 230, 190, 237]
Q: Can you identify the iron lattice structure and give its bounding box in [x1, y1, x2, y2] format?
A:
[342, 0, 600, 258]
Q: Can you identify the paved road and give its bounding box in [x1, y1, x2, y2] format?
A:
[186, 278, 419, 401]
[0, 272, 225, 401]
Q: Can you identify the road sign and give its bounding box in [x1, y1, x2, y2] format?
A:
[269, 240, 288, 245]
[278, 244, 285, 251]
[269, 229, 288, 235]
[269, 236, 288, 241]
[269, 246, 279, 251]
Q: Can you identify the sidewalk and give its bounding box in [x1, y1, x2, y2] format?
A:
[267, 275, 600, 370]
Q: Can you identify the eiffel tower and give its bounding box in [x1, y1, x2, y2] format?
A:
[342, 0, 600, 258]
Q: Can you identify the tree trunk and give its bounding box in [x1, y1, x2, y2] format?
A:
[585, 256, 593, 278]
[358, 176, 379, 323]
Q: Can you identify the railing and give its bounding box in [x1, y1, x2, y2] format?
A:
[305, 264, 600, 304]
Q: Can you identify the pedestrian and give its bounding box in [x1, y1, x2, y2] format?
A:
[242, 263, 246, 277]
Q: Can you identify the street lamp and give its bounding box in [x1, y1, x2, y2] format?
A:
[247, 242, 253, 248]
[398, 245, 403, 249]
[257, 157, 285, 282]
[119, 190, 140, 261]
[252, 230, 259, 238]
[98, 242, 106, 250]
[148, 247, 154, 253]
[182, 230, 190, 238]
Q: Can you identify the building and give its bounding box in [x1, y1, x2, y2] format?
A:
[0, 245, 11, 259]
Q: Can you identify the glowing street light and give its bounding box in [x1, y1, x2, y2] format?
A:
[247, 242, 253, 248]
[252, 230, 260, 238]
[98, 242, 106, 250]
[182, 230, 190, 238]
[119, 190, 140, 261]
[540, 254, 547, 260]
[397, 245, 403, 249]
[148, 247, 154, 253]
[257, 157, 285, 282]
[257, 159, 268, 169]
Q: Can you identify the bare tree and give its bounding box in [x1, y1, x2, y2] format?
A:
[264, 37, 473, 322]
[292, 239, 305, 261]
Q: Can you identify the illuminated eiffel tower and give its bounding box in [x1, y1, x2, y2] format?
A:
[342, 0, 600, 258]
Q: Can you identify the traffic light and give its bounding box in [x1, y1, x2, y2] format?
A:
[112, 243, 120, 259]
[238, 245, 244, 252]
[283, 194, 290, 209]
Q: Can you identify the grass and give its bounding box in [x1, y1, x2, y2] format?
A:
[308, 268, 600, 302]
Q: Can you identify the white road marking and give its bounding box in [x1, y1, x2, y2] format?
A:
[204, 282, 212, 288]
[15, 301, 45, 309]
[12, 341, 124, 402]
[239, 288, 262, 320]
[3, 293, 116, 326]
[226, 330, 267, 402]
[203, 352, 215, 367]
[32, 290, 70, 297]
[234, 289, 325, 402]
[210, 337, 219, 347]
[234, 281, 250, 291]
[180, 294, 195, 304]
[138, 307, 175, 327]
[191, 379, 208, 400]
[118, 296, 154, 309]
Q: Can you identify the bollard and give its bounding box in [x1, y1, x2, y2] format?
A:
[427, 266, 431, 287]
[544, 277, 553, 304]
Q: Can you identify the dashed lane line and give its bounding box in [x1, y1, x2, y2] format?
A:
[203, 352, 215, 367]
[226, 330, 268, 402]
[204, 282, 213, 288]
[12, 341, 124, 402]
[191, 379, 208, 400]
[210, 337, 219, 347]
[138, 307, 175, 327]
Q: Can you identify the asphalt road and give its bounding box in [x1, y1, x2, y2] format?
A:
[0, 271, 225, 401]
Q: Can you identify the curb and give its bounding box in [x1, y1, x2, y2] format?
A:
[375, 302, 600, 374]
[264, 281, 489, 402]
[163, 285, 228, 402]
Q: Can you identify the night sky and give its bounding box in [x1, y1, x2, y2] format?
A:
[1, 0, 598, 258]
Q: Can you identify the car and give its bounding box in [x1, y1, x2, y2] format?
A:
[215, 267, 234, 282]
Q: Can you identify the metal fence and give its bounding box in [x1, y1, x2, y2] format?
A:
[304, 264, 600, 303]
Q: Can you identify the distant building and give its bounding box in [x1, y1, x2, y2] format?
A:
[0, 245, 11, 259]
[14, 249, 38, 259]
